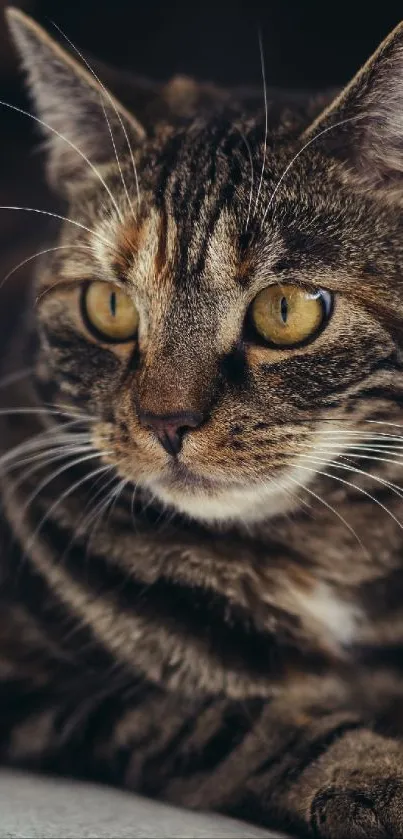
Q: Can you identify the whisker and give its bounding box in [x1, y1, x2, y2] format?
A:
[6, 441, 93, 481]
[0, 367, 33, 389]
[1, 244, 93, 291]
[54, 468, 117, 575]
[0, 207, 116, 251]
[261, 114, 365, 226]
[235, 126, 254, 233]
[361, 419, 403, 432]
[130, 483, 137, 529]
[320, 418, 403, 433]
[316, 444, 403, 458]
[52, 22, 141, 212]
[0, 406, 92, 423]
[0, 418, 92, 467]
[304, 430, 403, 443]
[84, 476, 123, 554]
[0, 427, 96, 503]
[17, 449, 109, 531]
[98, 95, 135, 218]
[253, 31, 268, 220]
[25, 463, 112, 555]
[262, 471, 312, 513]
[40, 402, 97, 421]
[0, 100, 124, 222]
[4, 439, 94, 497]
[105, 478, 128, 526]
[301, 458, 403, 529]
[78, 471, 118, 534]
[304, 452, 403, 497]
[287, 474, 368, 556]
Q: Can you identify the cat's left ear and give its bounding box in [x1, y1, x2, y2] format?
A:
[305, 21, 403, 190]
[6, 7, 145, 193]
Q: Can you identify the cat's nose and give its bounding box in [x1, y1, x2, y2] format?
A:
[138, 410, 204, 456]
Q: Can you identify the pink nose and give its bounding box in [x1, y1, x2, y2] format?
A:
[138, 410, 204, 456]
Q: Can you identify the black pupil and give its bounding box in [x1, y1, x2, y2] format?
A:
[110, 291, 117, 317]
[280, 296, 288, 324]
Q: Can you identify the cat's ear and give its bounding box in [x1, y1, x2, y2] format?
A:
[304, 21, 403, 190]
[6, 7, 145, 193]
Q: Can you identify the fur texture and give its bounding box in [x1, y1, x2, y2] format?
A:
[1, 8, 403, 837]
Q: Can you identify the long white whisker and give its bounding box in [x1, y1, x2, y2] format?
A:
[0, 426, 94, 491]
[84, 477, 123, 555]
[130, 483, 137, 529]
[0, 406, 91, 422]
[316, 444, 403, 458]
[7, 442, 93, 480]
[253, 31, 269, 220]
[42, 402, 97, 422]
[287, 474, 368, 556]
[301, 457, 403, 528]
[55, 468, 117, 573]
[303, 453, 403, 499]
[320, 418, 403, 432]
[257, 471, 312, 514]
[18, 450, 102, 513]
[236, 127, 254, 233]
[6, 439, 94, 496]
[261, 115, 364, 226]
[105, 478, 128, 527]
[1, 245, 93, 291]
[304, 430, 403, 443]
[301, 459, 403, 530]
[0, 100, 123, 222]
[5, 431, 92, 463]
[0, 367, 33, 389]
[98, 95, 135, 218]
[25, 463, 112, 555]
[0, 207, 116, 250]
[78, 471, 118, 533]
[362, 419, 403, 432]
[0, 419, 91, 465]
[52, 22, 141, 212]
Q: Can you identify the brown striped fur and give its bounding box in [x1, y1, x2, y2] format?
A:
[1, 7, 403, 836]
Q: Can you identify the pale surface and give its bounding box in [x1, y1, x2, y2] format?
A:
[0, 769, 290, 839]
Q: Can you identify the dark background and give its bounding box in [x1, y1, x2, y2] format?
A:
[1, 0, 402, 91]
[0, 0, 401, 336]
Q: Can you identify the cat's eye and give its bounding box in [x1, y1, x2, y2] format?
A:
[249, 284, 332, 348]
[82, 281, 139, 342]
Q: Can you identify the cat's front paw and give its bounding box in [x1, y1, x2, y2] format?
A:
[310, 776, 403, 838]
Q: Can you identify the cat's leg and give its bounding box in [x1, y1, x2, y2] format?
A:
[4, 676, 403, 838]
[239, 707, 403, 838]
[132, 677, 403, 839]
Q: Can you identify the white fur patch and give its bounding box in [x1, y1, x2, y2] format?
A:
[149, 464, 308, 524]
[293, 582, 361, 647]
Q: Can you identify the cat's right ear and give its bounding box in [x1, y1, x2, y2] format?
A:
[303, 20, 403, 193]
[6, 8, 145, 193]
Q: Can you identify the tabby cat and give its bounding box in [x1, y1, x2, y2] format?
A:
[1, 7, 403, 837]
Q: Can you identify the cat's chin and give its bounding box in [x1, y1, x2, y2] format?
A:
[143, 468, 306, 525]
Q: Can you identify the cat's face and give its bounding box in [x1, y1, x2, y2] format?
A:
[8, 9, 403, 523]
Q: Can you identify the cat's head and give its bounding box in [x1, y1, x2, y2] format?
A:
[7, 8, 403, 524]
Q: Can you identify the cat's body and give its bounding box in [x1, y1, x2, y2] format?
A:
[1, 8, 403, 837]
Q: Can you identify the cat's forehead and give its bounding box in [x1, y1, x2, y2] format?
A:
[109, 203, 283, 301]
[102, 116, 287, 295]
[74, 103, 402, 311]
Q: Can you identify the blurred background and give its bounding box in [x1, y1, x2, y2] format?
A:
[0, 0, 402, 340]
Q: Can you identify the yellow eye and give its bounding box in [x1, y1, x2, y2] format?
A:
[250, 284, 332, 348]
[82, 282, 139, 342]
